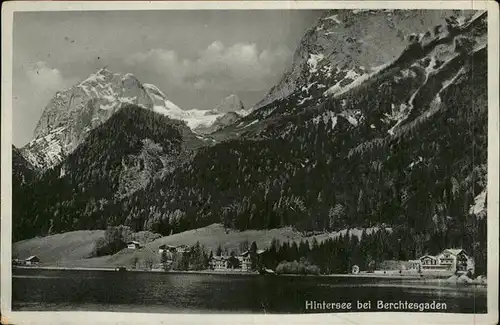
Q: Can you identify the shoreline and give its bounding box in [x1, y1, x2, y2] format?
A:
[12, 266, 488, 287]
[12, 265, 260, 275]
[13, 266, 478, 280]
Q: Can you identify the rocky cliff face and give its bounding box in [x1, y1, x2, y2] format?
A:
[32, 69, 160, 143]
[214, 94, 245, 114]
[21, 69, 170, 171]
[21, 69, 243, 171]
[254, 9, 477, 116]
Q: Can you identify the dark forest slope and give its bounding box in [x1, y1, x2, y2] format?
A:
[13, 105, 205, 240]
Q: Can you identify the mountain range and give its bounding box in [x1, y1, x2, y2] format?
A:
[19, 70, 247, 171]
[255, 10, 478, 112]
[12, 9, 488, 269]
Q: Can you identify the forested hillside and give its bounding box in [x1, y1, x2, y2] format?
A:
[13, 105, 205, 241]
[12, 146, 36, 219]
[12, 10, 488, 271]
[12, 146, 36, 186]
[93, 14, 487, 239]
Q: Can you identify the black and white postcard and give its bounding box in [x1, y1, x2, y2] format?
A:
[1, 1, 499, 325]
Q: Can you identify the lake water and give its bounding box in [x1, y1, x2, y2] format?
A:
[12, 268, 487, 313]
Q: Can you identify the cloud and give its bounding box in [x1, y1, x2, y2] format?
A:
[193, 79, 208, 90]
[13, 62, 76, 145]
[25, 61, 68, 94]
[22, 61, 77, 107]
[124, 41, 291, 92]
[124, 49, 189, 82]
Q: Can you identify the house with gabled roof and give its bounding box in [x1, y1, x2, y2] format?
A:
[238, 251, 252, 271]
[437, 248, 471, 273]
[127, 241, 141, 249]
[158, 244, 177, 254]
[210, 256, 229, 270]
[419, 255, 438, 268]
[414, 248, 473, 274]
[25, 255, 40, 266]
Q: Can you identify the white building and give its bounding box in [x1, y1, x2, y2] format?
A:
[158, 244, 177, 254]
[25, 255, 40, 266]
[238, 251, 252, 271]
[408, 249, 474, 274]
[127, 241, 141, 249]
[436, 249, 472, 274]
[211, 256, 228, 270]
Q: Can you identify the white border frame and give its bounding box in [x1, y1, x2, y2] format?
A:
[1, 1, 498, 325]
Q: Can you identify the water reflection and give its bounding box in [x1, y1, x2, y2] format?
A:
[12, 268, 487, 313]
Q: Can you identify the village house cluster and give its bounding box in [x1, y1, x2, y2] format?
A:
[408, 249, 474, 274]
[371, 248, 475, 276]
[12, 255, 40, 266]
[156, 243, 265, 272]
[210, 249, 266, 271]
[14, 240, 473, 277]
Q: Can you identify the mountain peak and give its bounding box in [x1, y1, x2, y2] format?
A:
[254, 9, 477, 113]
[23, 69, 178, 171]
[96, 67, 112, 75]
[22, 71, 251, 170]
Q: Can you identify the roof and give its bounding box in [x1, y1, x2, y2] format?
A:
[25, 255, 39, 261]
[212, 256, 228, 261]
[159, 244, 176, 248]
[443, 249, 465, 256]
[419, 255, 437, 260]
[256, 249, 265, 255]
[127, 241, 140, 245]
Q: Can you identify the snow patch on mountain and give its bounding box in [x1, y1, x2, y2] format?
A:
[20, 127, 67, 170]
[339, 109, 364, 127]
[193, 95, 249, 134]
[307, 54, 324, 73]
[469, 190, 487, 217]
[179, 110, 221, 129]
[143, 83, 182, 112]
[324, 62, 390, 97]
[324, 14, 342, 24]
[298, 96, 313, 106]
[385, 103, 411, 136]
[312, 111, 338, 130]
[352, 9, 371, 14]
[407, 156, 424, 170]
[243, 120, 259, 129]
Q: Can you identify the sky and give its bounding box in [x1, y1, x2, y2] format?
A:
[12, 10, 324, 146]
